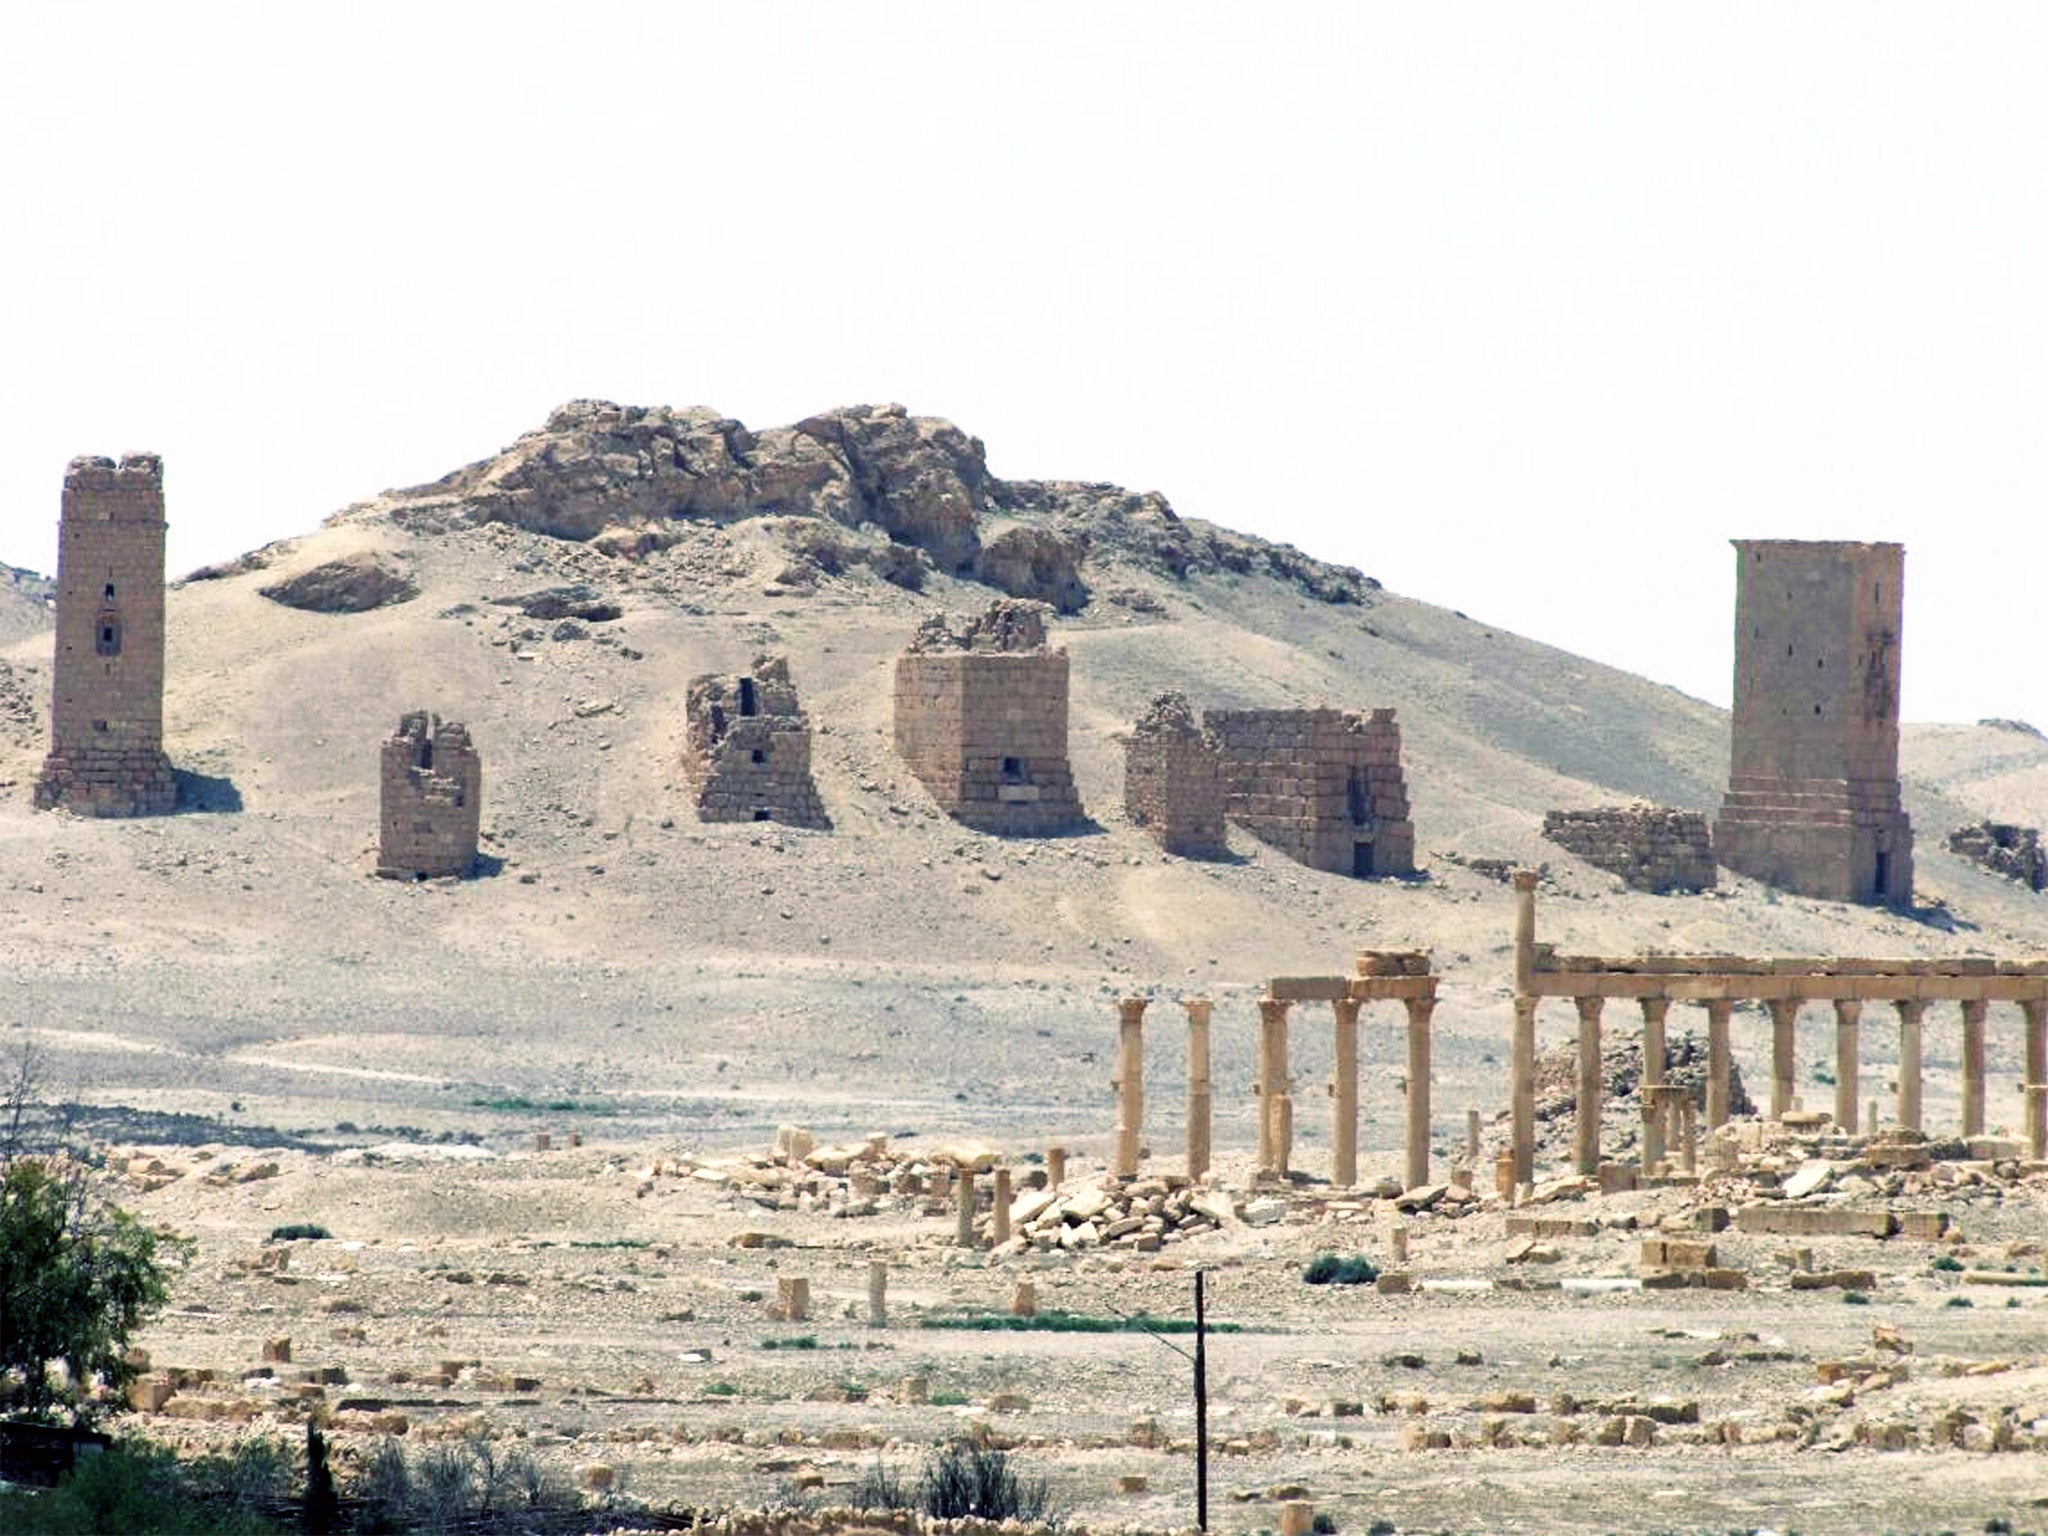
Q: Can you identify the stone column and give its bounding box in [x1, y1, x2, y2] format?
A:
[1404, 995, 1434, 1190]
[1639, 1088, 1667, 1175]
[1704, 1000, 1732, 1129]
[1046, 1146, 1067, 1187]
[1894, 1000, 1924, 1132]
[1257, 996, 1293, 1176]
[1183, 998, 1213, 1181]
[1465, 1107, 1481, 1165]
[1331, 996, 1362, 1187]
[991, 1166, 1012, 1246]
[1573, 995, 1604, 1177]
[1511, 995, 1538, 1187]
[1833, 998, 1862, 1134]
[1766, 999, 1801, 1119]
[956, 1167, 978, 1248]
[1961, 998, 1988, 1138]
[1677, 1097, 1697, 1173]
[867, 1261, 888, 1327]
[1639, 998, 1670, 1169]
[2022, 997, 2047, 1160]
[1511, 870, 1538, 994]
[1115, 997, 1148, 1178]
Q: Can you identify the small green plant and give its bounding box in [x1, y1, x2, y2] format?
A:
[759, 1334, 819, 1350]
[1841, 1290, 1870, 1305]
[1946, 1295, 1974, 1308]
[930, 1389, 970, 1407]
[267, 1222, 331, 1242]
[839, 1381, 871, 1401]
[1303, 1253, 1380, 1286]
[1368, 1521, 1397, 1536]
[850, 1457, 917, 1511]
[703, 1381, 738, 1396]
[921, 1442, 1052, 1523]
[1312, 1514, 1339, 1535]
[920, 1309, 1241, 1334]
[1931, 1254, 1965, 1273]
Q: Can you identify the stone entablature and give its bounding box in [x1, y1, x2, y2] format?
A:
[35, 454, 176, 816]
[1541, 804, 1716, 893]
[683, 655, 829, 829]
[1507, 872, 2048, 1185]
[1121, 691, 1227, 859]
[1204, 707, 1414, 878]
[891, 599, 1085, 836]
[377, 712, 481, 879]
[1715, 540, 1912, 905]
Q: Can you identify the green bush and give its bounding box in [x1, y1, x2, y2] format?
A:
[1947, 1295, 1974, 1309]
[0, 1439, 282, 1535]
[1930, 1254, 1965, 1273]
[1841, 1290, 1870, 1305]
[1303, 1253, 1380, 1286]
[267, 1223, 331, 1242]
[920, 1442, 1052, 1523]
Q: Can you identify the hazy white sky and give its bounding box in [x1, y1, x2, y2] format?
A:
[4, 5, 2042, 723]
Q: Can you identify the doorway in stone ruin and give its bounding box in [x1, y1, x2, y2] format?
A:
[738, 678, 758, 716]
[1353, 840, 1376, 878]
[1875, 849, 1891, 901]
[1347, 770, 1367, 825]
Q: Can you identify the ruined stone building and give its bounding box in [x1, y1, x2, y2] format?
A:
[377, 713, 482, 878]
[35, 455, 178, 816]
[1204, 707, 1415, 877]
[892, 599, 1086, 835]
[1122, 692, 1227, 859]
[1714, 540, 1913, 905]
[1543, 804, 1716, 893]
[682, 656, 829, 828]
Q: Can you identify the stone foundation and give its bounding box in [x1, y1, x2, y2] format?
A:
[1204, 707, 1413, 877]
[683, 656, 829, 828]
[1542, 805, 1715, 893]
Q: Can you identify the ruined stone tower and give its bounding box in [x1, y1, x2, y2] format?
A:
[1122, 692, 1228, 859]
[34, 455, 177, 816]
[377, 713, 482, 878]
[1205, 707, 1415, 877]
[1714, 540, 1912, 905]
[892, 599, 1086, 835]
[683, 655, 830, 828]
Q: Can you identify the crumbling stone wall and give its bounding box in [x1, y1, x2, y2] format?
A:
[683, 656, 829, 829]
[891, 599, 1085, 835]
[1122, 692, 1227, 859]
[1204, 707, 1414, 877]
[35, 455, 177, 816]
[1543, 805, 1716, 893]
[1949, 822, 2048, 892]
[1715, 540, 1913, 904]
[377, 712, 481, 878]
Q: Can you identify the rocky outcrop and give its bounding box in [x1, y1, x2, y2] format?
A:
[258, 553, 417, 614]
[0, 563, 55, 646]
[976, 524, 1089, 613]
[906, 598, 1049, 655]
[1949, 822, 2048, 892]
[371, 398, 1383, 614]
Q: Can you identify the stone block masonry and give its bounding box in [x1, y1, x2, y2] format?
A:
[377, 713, 481, 878]
[892, 599, 1086, 835]
[35, 455, 177, 816]
[1543, 805, 1716, 893]
[1715, 540, 1912, 905]
[1122, 691, 1227, 859]
[683, 655, 829, 829]
[1204, 707, 1414, 877]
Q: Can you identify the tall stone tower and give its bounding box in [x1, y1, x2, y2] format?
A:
[378, 713, 483, 879]
[34, 455, 177, 816]
[1714, 540, 1912, 905]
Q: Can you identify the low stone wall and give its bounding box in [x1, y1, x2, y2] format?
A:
[1542, 805, 1715, 893]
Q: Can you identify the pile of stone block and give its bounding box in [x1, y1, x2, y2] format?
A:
[1948, 820, 2048, 892]
[1541, 803, 1716, 893]
[995, 1176, 1229, 1254]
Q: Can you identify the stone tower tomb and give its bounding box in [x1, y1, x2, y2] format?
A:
[1714, 539, 1912, 905]
[377, 712, 482, 878]
[683, 655, 829, 828]
[1122, 691, 1228, 859]
[35, 454, 177, 816]
[1205, 707, 1415, 877]
[892, 598, 1086, 835]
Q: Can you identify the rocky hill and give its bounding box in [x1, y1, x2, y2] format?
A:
[3, 400, 2046, 1160]
[0, 561, 53, 645]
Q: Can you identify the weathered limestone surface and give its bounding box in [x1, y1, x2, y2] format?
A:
[1205, 707, 1414, 877]
[35, 455, 177, 816]
[1122, 692, 1227, 859]
[377, 712, 481, 879]
[683, 655, 829, 829]
[1949, 821, 2048, 892]
[1543, 804, 1715, 893]
[1714, 540, 1913, 905]
[892, 600, 1085, 835]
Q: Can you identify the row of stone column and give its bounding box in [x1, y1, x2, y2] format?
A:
[1113, 993, 1434, 1190]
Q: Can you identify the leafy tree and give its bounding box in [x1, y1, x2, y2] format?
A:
[0, 1040, 186, 1424]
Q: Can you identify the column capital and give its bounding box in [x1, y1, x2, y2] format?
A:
[1257, 996, 1291, 1026]
[1573, 994, 1604, 1024]
[1833, 998, 1863, 1025]
[1766, 997, 1802, 1025]
[1511, 869, 1540, 892]
[1179, 997, 1214, 1024]
[1961, 997, 1989, 1022]
[1704, 998, 1734, 1021]
[1117, 996, 1150, 1025]
[1403, 994, 1437, 1025]
[1332, 995, 1363, 1024]
[1893, 997, 1927, 1022]
[1638, 996, 1672, 1021]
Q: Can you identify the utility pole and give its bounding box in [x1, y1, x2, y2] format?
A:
[1194, 1269, 1209, 1531]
